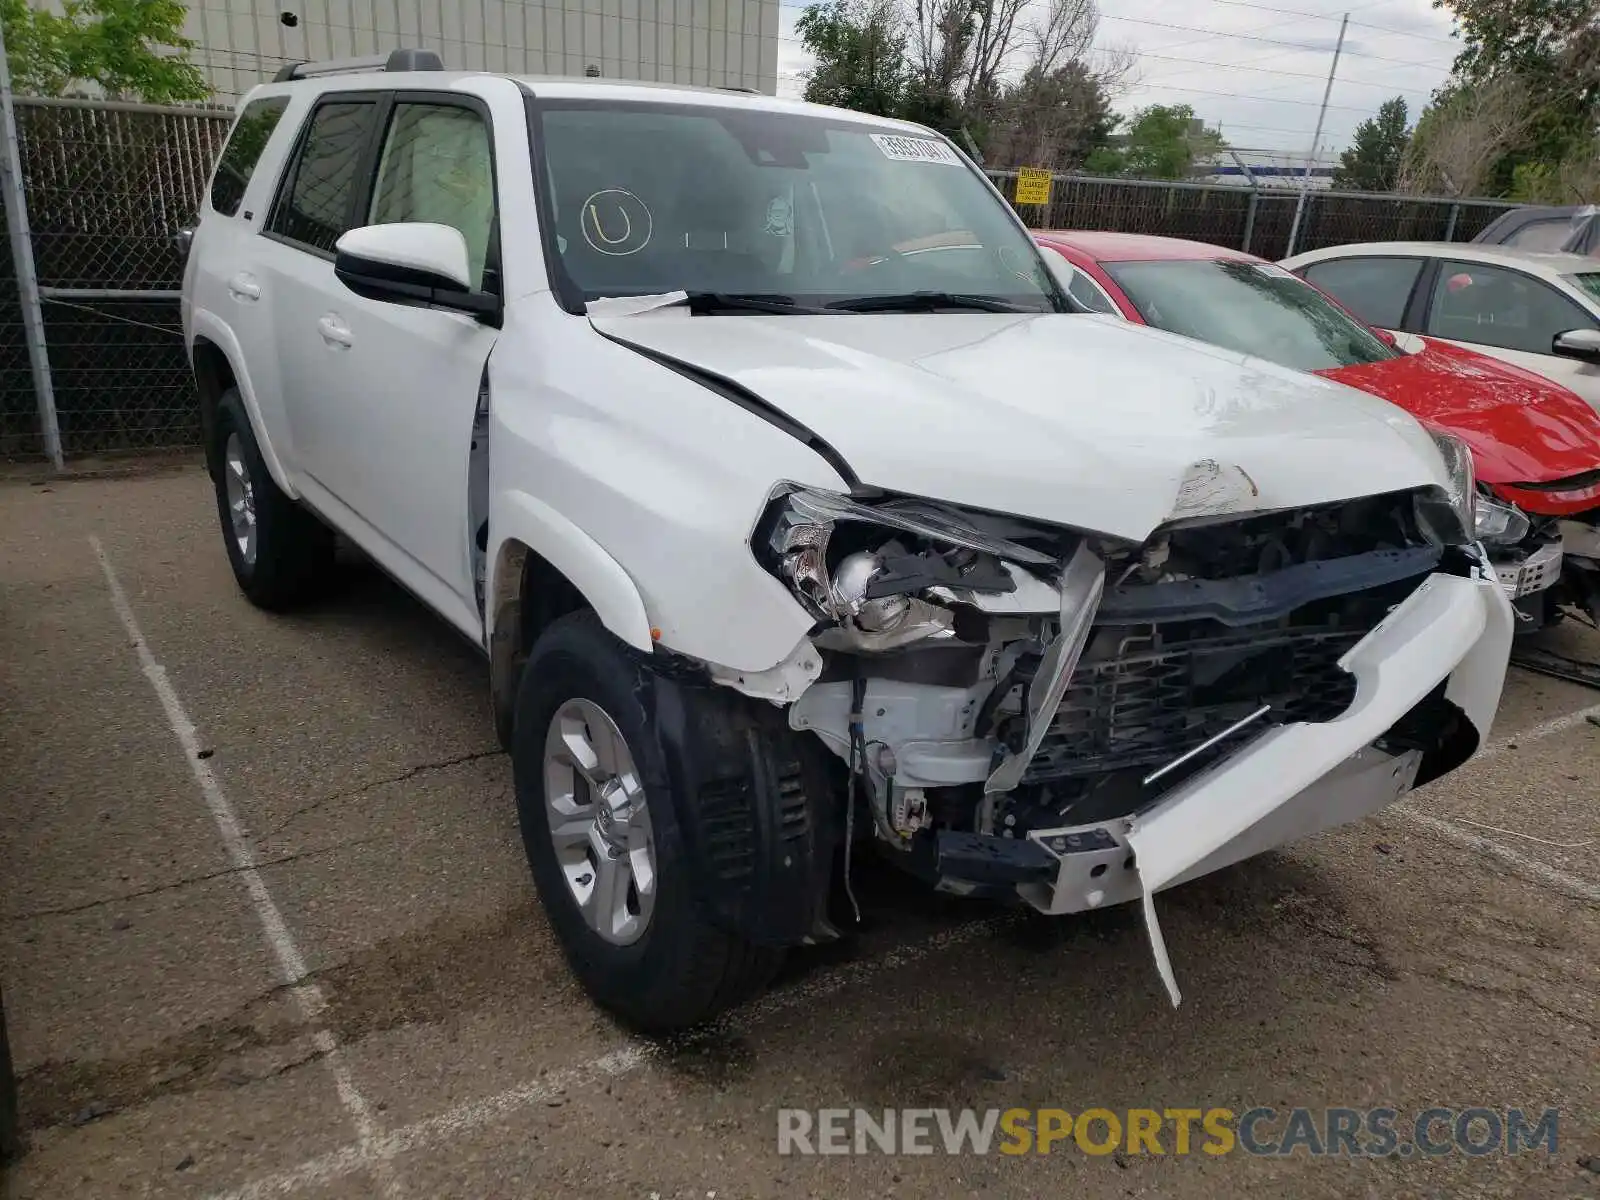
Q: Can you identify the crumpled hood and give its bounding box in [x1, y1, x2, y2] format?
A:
[1320, 336, 1600, 485]
[591, 310, 1447, 542]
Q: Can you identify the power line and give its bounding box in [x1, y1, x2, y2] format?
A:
[1131, 80, 1378, 113]
[1132, 46, 1439, 90]
[1203, 0, 1463, 47]
[1098, 12, 1451, 71]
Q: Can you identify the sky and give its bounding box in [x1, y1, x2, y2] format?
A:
[773, 0, 1464, 162]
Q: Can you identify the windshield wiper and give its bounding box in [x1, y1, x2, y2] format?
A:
[826, 291, 1041, 314]
[685, 292, 829, 315]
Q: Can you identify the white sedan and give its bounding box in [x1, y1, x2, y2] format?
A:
[1282, 242, 1600, 413]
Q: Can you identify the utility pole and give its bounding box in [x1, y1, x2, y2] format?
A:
[1285, 12, 1347, 258]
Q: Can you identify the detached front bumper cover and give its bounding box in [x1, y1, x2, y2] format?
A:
[1020, 569, 1515, 1005]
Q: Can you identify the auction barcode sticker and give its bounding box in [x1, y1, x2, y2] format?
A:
[870, 134, 963, 165]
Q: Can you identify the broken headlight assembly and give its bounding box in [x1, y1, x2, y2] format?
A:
[1474, 486, 1532, 546]
[756, 486, 1061, 652]
[1413, 430, 1478, 548]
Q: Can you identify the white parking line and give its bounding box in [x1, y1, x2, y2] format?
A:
[89, 537, 404, 1200]
[1478, 702, 1600, 761]
[1402, 812, 1600, 903]
[1393, 688, 1600, 900]
[207, 918, 1000, 1200]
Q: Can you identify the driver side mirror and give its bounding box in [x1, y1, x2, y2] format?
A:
[334, 223, 501, 325]
[1552, 327, 1600, 365]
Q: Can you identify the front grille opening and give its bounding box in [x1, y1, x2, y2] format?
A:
[1512, 467, 1600, 493]
[1019, 570, 1426, 791]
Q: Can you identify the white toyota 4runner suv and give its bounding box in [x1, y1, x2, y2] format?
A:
[182, 50, 1515, 1031]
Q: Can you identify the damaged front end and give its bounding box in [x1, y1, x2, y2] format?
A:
[739, 459, 1513, 1002]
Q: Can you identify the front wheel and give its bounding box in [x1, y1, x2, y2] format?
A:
[511, 612, 781, 1031]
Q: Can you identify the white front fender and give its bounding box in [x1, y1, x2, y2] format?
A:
[488, 488, 654, 653]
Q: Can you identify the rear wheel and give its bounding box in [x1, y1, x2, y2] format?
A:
[211, 389, 334, 610]
[511, 612, 781, 1031]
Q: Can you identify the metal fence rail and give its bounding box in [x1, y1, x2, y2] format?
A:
[0, 88, 1531, 464]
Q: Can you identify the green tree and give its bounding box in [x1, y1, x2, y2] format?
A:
[1333, 97, 1410, 191]
[796, 0, 908, 117]
[984, 60, 1115, 171]
[1082, 139, 1125, 174]
[1427, 0, 1599, 194]
[0, 0, 208, 102]
[1114, 104, 1224, 179]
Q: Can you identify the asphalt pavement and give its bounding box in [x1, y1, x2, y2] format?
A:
[1, 462, 1595, 1199]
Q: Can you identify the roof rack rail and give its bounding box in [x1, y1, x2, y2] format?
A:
[273, 48, 443, 82]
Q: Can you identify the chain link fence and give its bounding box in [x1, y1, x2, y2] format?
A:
[0, 98, 231, 462]
[0, 93, 1527, 464]
[985, 171, 1519, 260]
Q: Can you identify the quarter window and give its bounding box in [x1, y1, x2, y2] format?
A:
[209, 97, 289, 217]
[368, 103, 497, 291]
[1065, 268, 1117, 314]
[267, 101, 379, 254]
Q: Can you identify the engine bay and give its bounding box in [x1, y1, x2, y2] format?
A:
[771, 487, 1470, 901]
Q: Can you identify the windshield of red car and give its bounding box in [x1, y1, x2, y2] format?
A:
[1103, 258, 1399, 371]
[1570, 273, 1600, 304]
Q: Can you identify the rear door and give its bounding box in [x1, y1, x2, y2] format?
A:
[258, 92, 386, 488]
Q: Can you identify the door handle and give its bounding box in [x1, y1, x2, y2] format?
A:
[227, 273, 261, 301]
[317, 314, 353, 348]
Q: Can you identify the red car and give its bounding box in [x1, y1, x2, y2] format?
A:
[1035, 229, 1600, 629]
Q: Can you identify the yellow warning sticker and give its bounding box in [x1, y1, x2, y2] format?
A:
[1015, 167, 1053, 207]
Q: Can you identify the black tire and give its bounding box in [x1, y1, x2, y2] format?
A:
[0, 987, 19, 1163]
[511, 612, 782, 1032]
[211, 389, 335, 610]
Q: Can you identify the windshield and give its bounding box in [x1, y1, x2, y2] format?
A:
[1103, 258, 1398, 371]
[1569, 273, 1600, 304]
[531, 100, 1061, 311]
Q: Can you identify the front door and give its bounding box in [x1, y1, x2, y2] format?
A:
[1418, 258, 1600, 411]
[263, 93, 501, 635]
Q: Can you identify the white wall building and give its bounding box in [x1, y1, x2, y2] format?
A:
[172, 0, 781, 100]
[1197, 150, 1340, 190]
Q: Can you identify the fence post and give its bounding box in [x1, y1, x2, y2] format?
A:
[0, 25, 63, 469]
[1286, 191, 1312, 258]
[1242, 188, 1259, 254]
[1444, 202, 1460, 242]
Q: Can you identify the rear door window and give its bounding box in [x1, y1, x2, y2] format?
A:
[266, 99, 381, 254]
[1300, 256, 1423, 328]
[209, 97, 290, 217]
